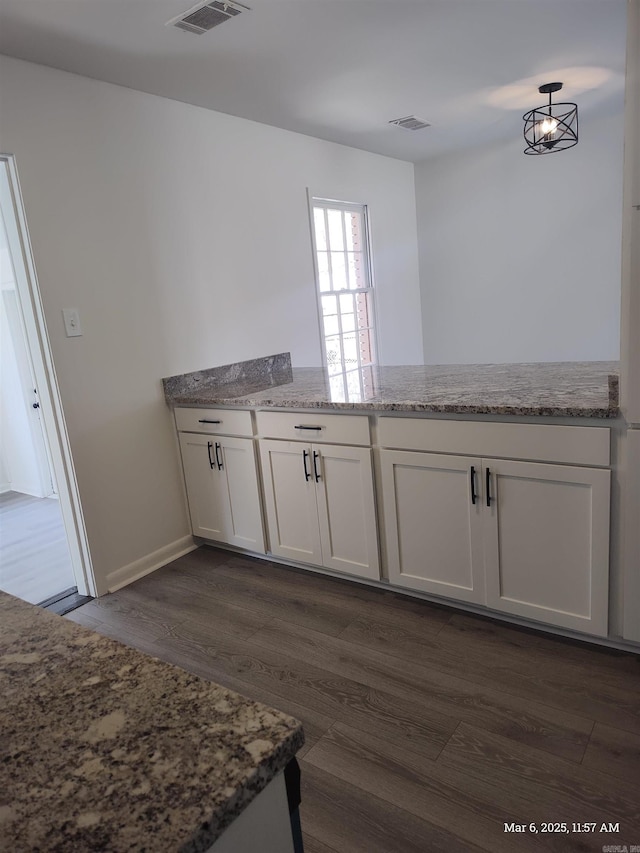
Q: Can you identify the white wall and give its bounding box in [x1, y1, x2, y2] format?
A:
[415, 108, 624, 364]
[0, 56, 422, 593]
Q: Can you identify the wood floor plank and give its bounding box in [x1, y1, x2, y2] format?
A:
[300, 833, 339, 853]
[112, 580, 272, 641]
[304, 724, 541, 853]
[64, 610, 103, 631]
[249, 618, 594, 762]
[582, 722, 640, 784]
[77, 597, 178, 643]
[132, 552, 354, 637]
[437, 615, 640, 734]
[305, 722, 634, 853]
[299, 762, 487, 853]
[445, 613, 640, 676]
[341, 614, 640, 739]
[215, 552, 453, 636]
[149, 620, 456, 759]
[438, 723, 640, 832]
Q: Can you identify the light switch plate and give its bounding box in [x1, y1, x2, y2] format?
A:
[62, 308, 83, 337]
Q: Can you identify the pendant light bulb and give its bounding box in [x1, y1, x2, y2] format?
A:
[539, 116, 559, 135]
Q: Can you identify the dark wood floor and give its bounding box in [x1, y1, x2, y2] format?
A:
[66, 546, 640, 853]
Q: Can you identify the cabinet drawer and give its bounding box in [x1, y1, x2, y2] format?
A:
[256, 411, 370, 446]
[175, 407, 253, 437]
[378, 417, 610, 467]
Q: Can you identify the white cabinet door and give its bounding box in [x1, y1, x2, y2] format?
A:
[259, 440, 322, 566]
[179, 433, 265, 553]
[380, 450, 485, 603]
[259, 440, 380, 579]
[179, 433, 229, 542]
[217, 436, 265, 553]
[314, 444, 379, 580]
[483, 459, 610, 636]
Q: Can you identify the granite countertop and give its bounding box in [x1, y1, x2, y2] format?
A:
[164, 357, 619, 419]
[0, 592, 304, 852]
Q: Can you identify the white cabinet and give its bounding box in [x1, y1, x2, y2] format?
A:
[177, 412, 265, 554]
[380, 421, 611, 637]
[315, 443, 379, 576]
[483, 458, 610, 636]
[380, 450, 485, 603]
[259, 439, 379, 580]
[172, 403, 612, 640]
[257, 440, 323, 567]
[179, 433, 229, 542]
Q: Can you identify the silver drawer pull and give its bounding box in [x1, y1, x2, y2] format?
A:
[294, 425, 322, 430]
[198, 419, 221, 424]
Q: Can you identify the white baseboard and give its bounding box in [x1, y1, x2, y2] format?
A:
[6, 481, 47, 498]
[106, 535, 197, 593]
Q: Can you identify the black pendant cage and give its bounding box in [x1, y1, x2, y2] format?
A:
[523, 83, 578, 155]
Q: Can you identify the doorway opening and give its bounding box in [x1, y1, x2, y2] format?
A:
[0, 155, 95, 611]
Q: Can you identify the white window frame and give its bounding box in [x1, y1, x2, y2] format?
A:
[307, 192, 378, 401]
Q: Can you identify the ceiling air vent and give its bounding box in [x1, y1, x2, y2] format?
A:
[167, 1, 250, 35]
[388, 115, 431, 131]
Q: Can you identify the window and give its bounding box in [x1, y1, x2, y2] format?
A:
[310, 198, 377, 402]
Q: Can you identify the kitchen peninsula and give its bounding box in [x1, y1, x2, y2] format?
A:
[162, 353, 623, 647]
[0, 591, 304, 852]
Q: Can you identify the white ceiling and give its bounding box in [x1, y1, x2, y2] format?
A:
[0, 0, 627, 162]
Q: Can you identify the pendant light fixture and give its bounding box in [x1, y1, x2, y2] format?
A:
[523, 82, 578, 154]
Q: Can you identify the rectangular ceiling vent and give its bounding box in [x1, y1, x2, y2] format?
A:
[167, 1, 250, 35]
[388, 115, 431, 131]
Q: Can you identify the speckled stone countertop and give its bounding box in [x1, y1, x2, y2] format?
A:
[165, 361, 619, 419]
[0, 592, 304, 852]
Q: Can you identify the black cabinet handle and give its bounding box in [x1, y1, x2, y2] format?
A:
[294, 425, 322, 431]
[470, 466, 476, 505]
[486, 467, 491, 507]
[313, 450, 321, 482]
[207, 441, 215, 469]
[215, 442, 223, 470]
[302, 449, 311, 481]
[199, 419, 221, 424]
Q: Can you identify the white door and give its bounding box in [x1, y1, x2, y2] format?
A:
[217, 435, 265, 553]
[314, 443, 379, 580]
[380, 450, 485, 603]
[0, 289, 53, 497]
[483, 459, 610, 636]
[179, 433, 229, 542]
[259, 439, 322, 566]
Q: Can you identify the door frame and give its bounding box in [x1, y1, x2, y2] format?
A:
[1, 154, 96, 597]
